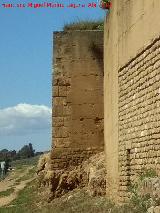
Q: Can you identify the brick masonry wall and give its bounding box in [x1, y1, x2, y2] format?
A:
[104, 0, 160, 203]
[118, 36, 160, 202]
[50, 147, 104, 170]
[51, 31, 104, 169]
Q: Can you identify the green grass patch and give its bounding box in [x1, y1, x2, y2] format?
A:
[138, 168, 157, 181]
[0, 156, 41, 212]
[37, 189, 146, 213]
[15, 167, 35, 183]
[0, 180, 39, 213]
[0, 188, 15, 198]
[11, 156, 40, 168]
[0, 182, 152, 213]
[0, 162, 157, 213]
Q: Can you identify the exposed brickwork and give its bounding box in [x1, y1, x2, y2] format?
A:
[50, 147, 104, 170]
[51, 31, 104, 169]
[118, 36, 160, 202]
[104, 0, 160, 203]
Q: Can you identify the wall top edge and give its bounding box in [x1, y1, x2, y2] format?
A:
[53, 30, 103, 34]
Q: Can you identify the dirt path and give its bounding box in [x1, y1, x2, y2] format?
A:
[0, 167, 35, 207]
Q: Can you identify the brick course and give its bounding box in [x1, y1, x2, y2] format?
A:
[118, 36, 160, 202]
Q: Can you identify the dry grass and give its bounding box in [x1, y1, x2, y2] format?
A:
[0, 155, 157, 213]
[63, 20, 104, 31]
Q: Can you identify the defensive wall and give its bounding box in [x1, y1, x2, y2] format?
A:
[51, 31, 104, 170]
[104, 0, 160, 203]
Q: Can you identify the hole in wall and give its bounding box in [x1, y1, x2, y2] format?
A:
[94, 117, 102, 124]
[126, 149, 131, 186]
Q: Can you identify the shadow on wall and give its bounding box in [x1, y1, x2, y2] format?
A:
[89, 42, 104, 75]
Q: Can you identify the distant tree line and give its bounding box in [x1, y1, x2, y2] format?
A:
[0, 143, 43, 162]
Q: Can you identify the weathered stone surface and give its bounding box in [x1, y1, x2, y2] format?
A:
[52, 31, 104, 168]
[37, 152, 106, 199]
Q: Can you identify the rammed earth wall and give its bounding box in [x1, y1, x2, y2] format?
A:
[104, 0, 160, 203]
[51, 31, 104, 170]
